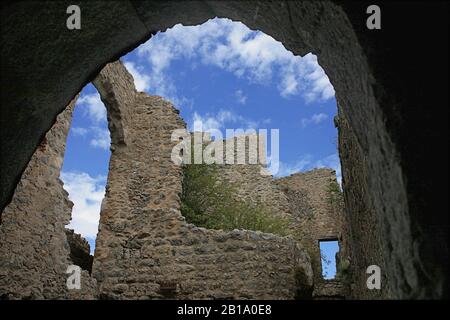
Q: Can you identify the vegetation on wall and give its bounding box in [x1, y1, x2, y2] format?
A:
[336, 255, 351, 284]
[295, 237, 322, 281]
[327, 179, 343, 207]
[180, 162, 291, 236]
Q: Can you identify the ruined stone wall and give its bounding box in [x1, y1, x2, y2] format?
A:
[65, 229, 94, 274]
[275, 169, 344, 281]
[0, 97, 97, 299]
[276, 169, 343, 236]
[313, 279, 348, 300]
[2, 2, 447, 299]
[91, 61, 313, 299]
[216, 164, 292, 220]
[182, 133, 341, 297]
[196, 133, 292, 222]
[336, 106, 390, 299]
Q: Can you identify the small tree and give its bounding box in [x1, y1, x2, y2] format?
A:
[181, 160, 291, 236]
[327, 179, 343, 207]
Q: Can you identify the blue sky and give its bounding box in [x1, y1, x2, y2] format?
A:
[60, 18, 341, 252]
[320, 241, 340, 279]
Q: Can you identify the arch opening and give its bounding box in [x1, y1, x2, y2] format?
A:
[62, 18, 345, 300]
[1, 1, 441, 300]
[61, 83, 110, 258]
[63, 19, 345, 289]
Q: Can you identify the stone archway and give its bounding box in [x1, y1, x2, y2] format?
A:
[0, 1, 448, 299]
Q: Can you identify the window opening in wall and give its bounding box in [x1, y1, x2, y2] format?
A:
[319, 239, 339, 279]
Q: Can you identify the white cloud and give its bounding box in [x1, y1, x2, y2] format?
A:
[71, 91, 111, 150]
[61, 172, 106, 239]
[279, 73, 299, 97]
[300, 54, 336, 103]
[313, 153, 342, 186]
[133, 18, 335, 103]
[273, 153, 342, 185]
[192, 112, 221, 132]
[273, 154, 313, 177]
[235, 89, 247, 105]
[77, 92, 106, 123]
[71, 127, 88, 137]
[89, 127, 110, 150]
[68, 124, 110, 150]
[123, 58, 193, 110]
[191, 109, 260, 132]
[301, 113, 329, 128]
[124, 61, 150, 91]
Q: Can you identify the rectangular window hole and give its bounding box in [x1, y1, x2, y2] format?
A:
[319, 239, 339, 280]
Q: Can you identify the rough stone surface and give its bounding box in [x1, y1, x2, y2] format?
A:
[216, 163, 292, 220]
[65, 229, 94, 274]
[181, 132, 345, 299]
[313, 280, 348, 300]
[1, 1, 447, 299]
[0, 97, 97, 299]
[276, 169, 344, 239]
[91, 60, 313, 299]
[275, 169, 345, 284]
[336, 106, 390, 299]
[194, 133, 293, 222]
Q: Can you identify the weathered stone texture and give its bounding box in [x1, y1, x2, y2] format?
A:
[0, 97, 97, 299]
[196, 133, 292, 222]
[0, 99, 75, 299]
[276, 169, 344, 278]
[336, 107, 391, 299]
[218, 163, 292, 219]
[91, 60, 313, 299]
[184, 134, 345, 298]
[276, 169, 343, 233]
[1, 2, 447, 299]
[65, 229, 94, 274]
[313, 279, 348, 300]
[67, 268, 98, 300]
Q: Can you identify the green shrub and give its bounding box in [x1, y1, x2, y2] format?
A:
[181, 162, 291, 236]
[327, 179, 343, 206]
[336, 256, 351, 283]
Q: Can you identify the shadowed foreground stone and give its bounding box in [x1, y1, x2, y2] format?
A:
[65, 229, 94, 274]
[0, 96, 97, 299]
